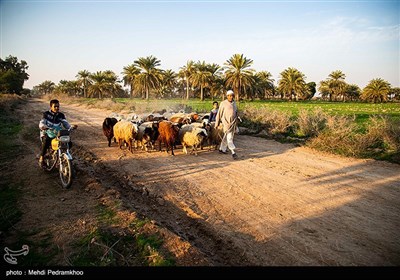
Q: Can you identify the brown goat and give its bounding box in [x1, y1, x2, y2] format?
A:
[169, 116, 191, 125]
[157, 121, 180, 156]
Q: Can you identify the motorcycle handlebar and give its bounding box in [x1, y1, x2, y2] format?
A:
[42, 125, 77, 131]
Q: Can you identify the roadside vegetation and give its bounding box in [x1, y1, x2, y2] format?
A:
[71, 200, 174, 266]
[0, 94, 25, 233]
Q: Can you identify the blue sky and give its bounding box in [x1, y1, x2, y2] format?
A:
[1, 0, 399, 90]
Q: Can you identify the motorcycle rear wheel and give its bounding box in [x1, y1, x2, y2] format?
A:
[59, 153, 73, 189]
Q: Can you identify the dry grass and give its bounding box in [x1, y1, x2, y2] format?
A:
[242, 106, 293, 136]
[0, 93, 25, 110]
[295, 108, 328, 137]
[308, 115, 400, 161]
[358, 116, 400, 157]
[307, 115, 360, 156]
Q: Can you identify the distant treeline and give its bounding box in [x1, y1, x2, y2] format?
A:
[2, 54, 399, 103]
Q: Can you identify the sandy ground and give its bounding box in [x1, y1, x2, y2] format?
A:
[12, 98, 400, 266]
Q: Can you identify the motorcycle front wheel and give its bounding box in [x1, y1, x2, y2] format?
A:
[59, 153, 73, 189]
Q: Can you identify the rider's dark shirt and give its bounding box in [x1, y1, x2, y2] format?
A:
[39, 110, 71, 138]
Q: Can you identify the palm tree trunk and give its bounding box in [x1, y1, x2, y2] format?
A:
[200, 86, 204, 101]
[146, 87, 149, 100]
[186, 78, 189, 100]
[235, 85, 240, 103]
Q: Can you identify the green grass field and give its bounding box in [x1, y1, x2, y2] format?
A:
[239, 100, 400, 127]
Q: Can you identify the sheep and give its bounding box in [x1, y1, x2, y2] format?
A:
[144, 113, 166, 122]
[162, 111, 174, 120]
[207, 121, 224, 150]
[113, 120, 138, 153]
[191, 120, 212, 150]
[187, 112, 200, 123]
[201, 113, 210, 122]
[168, 112, 185, 119]
[157, 121, 180, 156]
[179, 124, 208, 155]
[169, 113, 191, 125]
[134, 126, 151, 151]
[102, 117, 119, 147]
[126, 113, 142, 124]
[109, 113, 125, 121]
[135, 121, 159, 151]
[152, 109, 166, 115]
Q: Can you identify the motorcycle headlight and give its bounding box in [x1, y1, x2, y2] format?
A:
[59, 136, 70, 143]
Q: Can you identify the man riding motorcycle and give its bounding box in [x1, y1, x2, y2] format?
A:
[38, 99, 77, 168]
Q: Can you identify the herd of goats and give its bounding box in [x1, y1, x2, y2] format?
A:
[102, 110, 224, 156]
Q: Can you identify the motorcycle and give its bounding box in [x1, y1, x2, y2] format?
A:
[41, 124, 76, 189]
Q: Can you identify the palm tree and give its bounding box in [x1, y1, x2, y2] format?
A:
[211, 76, 225, 100]
[207, 63, 223, 100]
[278, 67, 307, 101]
[56, 80, 80, 96]
[328, 70, 346, 101]
[303, 82, 316, 100]
[361, 78, 391, 103]
[389, 87, 400, 101]
[178, 60, 195, 100]
[134, 56, 162, 100]
[318, 80, 331, 101]
[36, 80, 55, 95]
[122, 64, 140, 98]
[246, 73, 261, 100]
[103, 70, 122, 98]
[256, 71, 275, 99]
[345, 84, 361, 101]
[88, 71, 109, 99]
[224, 54, 255, 101]
[191, 61, 212, 101]
[76, 70, 91, 98]
[159, 69, 177, 98]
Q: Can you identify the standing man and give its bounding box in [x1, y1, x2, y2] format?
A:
[215, 90, 239, 160]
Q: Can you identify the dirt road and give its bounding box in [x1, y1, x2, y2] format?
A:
[19, 98, 400, 265]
